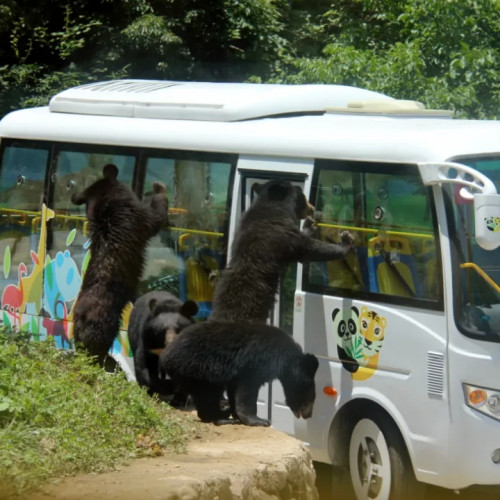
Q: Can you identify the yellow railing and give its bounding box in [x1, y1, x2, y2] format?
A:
[170, 227, 223, 237]
[0, 207, 41, 217]
[461, 262, 500, 294]
[317, 222, 434, 240]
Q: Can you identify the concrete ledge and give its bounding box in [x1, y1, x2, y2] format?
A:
[23, 425, 319, 500]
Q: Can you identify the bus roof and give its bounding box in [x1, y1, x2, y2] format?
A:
[1, 80, 499, 164]
[47, 79, 407, 122]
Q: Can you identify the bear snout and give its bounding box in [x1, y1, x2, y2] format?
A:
[164, 328, 178, 346]
[296, 401, 314, 419]
[306, 201, 315, 216]
[71, 192, 85, 205]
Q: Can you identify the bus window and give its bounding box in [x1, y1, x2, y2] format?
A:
[0, 143, 50, 321]
[40, 147, 138, 327]
[305, 161, 442, 308]
[54, 150, 135, 214]
[140, 153, 235, 319]
[0, 144, 48, 211]
[447, 156, 500, 340]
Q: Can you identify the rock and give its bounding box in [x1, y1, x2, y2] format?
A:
[21, 424, 318, 500]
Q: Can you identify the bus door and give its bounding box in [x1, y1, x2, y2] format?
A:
[234, 156, 313, 429]
[0, 141, 50, 335]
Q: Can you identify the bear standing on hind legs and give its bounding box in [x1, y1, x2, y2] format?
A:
[210, 179, 354, 322]
[71, 164, 168, 368]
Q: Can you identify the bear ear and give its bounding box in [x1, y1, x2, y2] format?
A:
[102, 163, 119, 180]
[302, 353, 319, 377]
[180, 300, 198, 318]
[148, 298, 158, 313]
[251, 182, 263, 197]
[294, 188, 313, 218]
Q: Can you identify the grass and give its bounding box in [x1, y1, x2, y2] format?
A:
[0, 328, 190, 496]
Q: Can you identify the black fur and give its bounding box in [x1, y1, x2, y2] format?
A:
[210, 179, 353, 322]
[128, 291, 198, 398]
[160, 320, 319, 426]
[71, 164, 168, 367]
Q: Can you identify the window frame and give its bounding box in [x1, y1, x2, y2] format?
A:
[0, 138, 238, 308]
[302, 159, 444, 311]
[0, 139, 53, 209]
[445, 154, 500, 343]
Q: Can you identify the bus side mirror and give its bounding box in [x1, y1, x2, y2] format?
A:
[475, 193, 500, 250]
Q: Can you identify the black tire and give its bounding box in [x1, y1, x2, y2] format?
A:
[346, 410, 426, 500]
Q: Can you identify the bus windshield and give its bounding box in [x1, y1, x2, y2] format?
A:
[448, 156, 500, 342]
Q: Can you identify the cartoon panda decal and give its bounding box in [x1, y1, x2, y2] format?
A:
[332, 305, 387, 380]
[332, 306, 360, 373]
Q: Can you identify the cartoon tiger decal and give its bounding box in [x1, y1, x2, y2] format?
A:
[352, 306, 387, 381]
[331, 305, 387, 380]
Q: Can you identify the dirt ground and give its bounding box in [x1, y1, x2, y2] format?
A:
[6, 409, 498, 500]
[12, 410, 318, 500]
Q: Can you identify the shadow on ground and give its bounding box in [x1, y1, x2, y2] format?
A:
[314, 462, 499, 500]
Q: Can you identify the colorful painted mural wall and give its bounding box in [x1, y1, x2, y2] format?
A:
[1, 204, 131, 359]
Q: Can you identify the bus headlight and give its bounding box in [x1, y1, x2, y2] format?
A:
[463, 384, 500, 421]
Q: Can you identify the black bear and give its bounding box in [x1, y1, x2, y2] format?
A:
[128, 290, 198, 399]
[160, 320, 319, 426]
[210, 179, 354, 322]
[71, 164, 168, 368]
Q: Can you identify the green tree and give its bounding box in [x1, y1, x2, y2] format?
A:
[0, 0, 146, 116]
[2, 0, 500, 119]
[0, 0, 286, 117]
[272, 0, 500, 118]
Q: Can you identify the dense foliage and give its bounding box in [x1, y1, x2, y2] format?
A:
[273, 0, 500, 118]
[0, 329, 189, 495]
[1, 0, 500, 118]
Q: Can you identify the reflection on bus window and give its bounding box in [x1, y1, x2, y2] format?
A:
[141, 154, 234, 319]
[305, 161, 442, 307]
[0, 145, 48, 211]
[449, 156, 500, 340]
[54, 150, 135, 214]
[0, 144, 50, 320]
[0, 141, 235, 329]
[49, 148, 137, 280]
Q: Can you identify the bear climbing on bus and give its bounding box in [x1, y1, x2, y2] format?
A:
[71, 163, 168, 369]
[210, 179, 354, 323]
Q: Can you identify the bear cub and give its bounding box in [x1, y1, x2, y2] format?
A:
[128, 290, 198, 400]
[160, 320, 319, 426]
[210, 179, 354, 323]
[71, 164, 168, 368]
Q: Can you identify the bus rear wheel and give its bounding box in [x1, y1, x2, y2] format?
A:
[348, 412, 425, 500]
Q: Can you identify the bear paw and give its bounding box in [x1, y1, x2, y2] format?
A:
[238, 415, 271, 427]
[340, 230, 355, 248]
[302, 216, 318, 236]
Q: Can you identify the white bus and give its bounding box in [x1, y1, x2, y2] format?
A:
[1, 80, 500, 499]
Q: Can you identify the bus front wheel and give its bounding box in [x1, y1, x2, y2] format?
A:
[347, 412, 425, 500]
